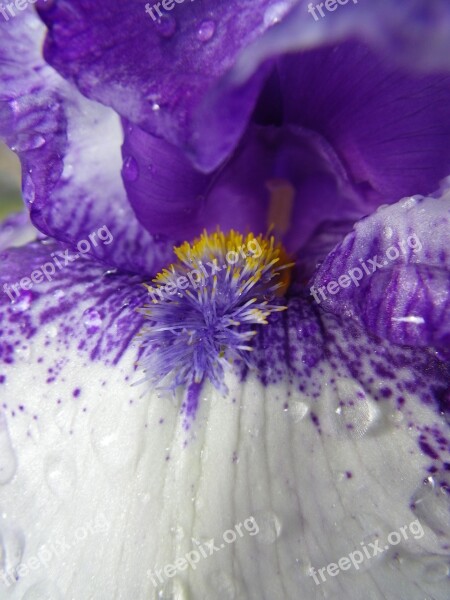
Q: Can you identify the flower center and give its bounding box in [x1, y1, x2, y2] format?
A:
[136, 229, 293, 421]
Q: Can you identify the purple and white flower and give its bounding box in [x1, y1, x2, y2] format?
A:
[0, 1, 449, 598]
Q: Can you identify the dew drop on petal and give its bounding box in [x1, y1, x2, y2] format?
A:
[102, 268, 119, 278]
[197, 19, 216, 42]
[54, 402, 77, 434]
[90, 402, 144, 471]
[263, 2, 290, 26]
[46, 325, 58, 339]
[23, 174, 35, 204]
[15, 344, 31, 362]
[83, 307, 103, 333]
[170, 525, 185, 542]
[157, 577, 189, 599]
[287, 557, 314, 584]
[411, 476, 450, 536]
[0, 412, 17, 485]
[155, 15, 176, 38]
[122, 156, 139, 182]
[0, 516, 25, 575]
[383, 226, 394, 240]
[421, 555, 450, 582]
[44, 454, 77, 498]
[290, 400, 309, 423]
[11, 134, 46, 152]
[254, 510, 282, 544]
[11, 290, 34, 313]
[334, 378, 381, 438]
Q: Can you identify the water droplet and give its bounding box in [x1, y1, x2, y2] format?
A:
[287, 558, 314, 584]
[90, 402, 144, 471]
[155, 15, 176, 38]
[263, 2, 290, 26]
[54, 402, 77, 434]
[11, 290, 34, 313]
[254, 510, 282, 544]
[0, 412, 17, 485]
[83, 307, 103, 333]
[122, 156, 139, 182]
[383, 226, 394, 239]
[386, 409, 404, 425]
[27, 419, 40, 443]
[170, 525, 185, 542]
[22, 581, 63, 600]
[291, 400, 309, 423]
[411, 476, 450, 536]
[15, 344, 31, 361]
[157, 577, 189, 599]
[145, 92, 162, 113]
[421, 555, 450, 582]
[53, 289, 65, 300]
[141, 492, 151, 505]
[62, 162, 74, 178]
[102, 268, 119, 278]
[44, 454, 77, 498]
[11, 134, 45, 152]
[46, 325, 58, 339]
[0, 516, 25, 575]
[334, 379, 380, 438]
[197, 20, 216, 42]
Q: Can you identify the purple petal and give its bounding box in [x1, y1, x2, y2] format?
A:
[279, 40, 450, 204]
[311, 185, 450, 352]
[232, 0, 450, 81]
[39, 0, 296, 171]
[0, 11, 173, 275]
[0, 237, 148, 368]
[123, 122, 365, 251]
[0, 229, 448, 599]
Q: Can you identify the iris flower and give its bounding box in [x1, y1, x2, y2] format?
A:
[0, 0, 449, 598]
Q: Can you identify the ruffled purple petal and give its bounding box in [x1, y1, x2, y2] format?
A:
[232, 0, 450, 82]
[0, 11, 173, 275]
[311, 185, 450, 353]
[122, 122, 365, 253]
[121, 121, 211, 239]
[279, 41, 450, 205]
[38, 0, 297, 172]
[0, 237, 148, 369]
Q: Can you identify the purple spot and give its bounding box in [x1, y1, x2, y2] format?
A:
[419, 439, 439, 460]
